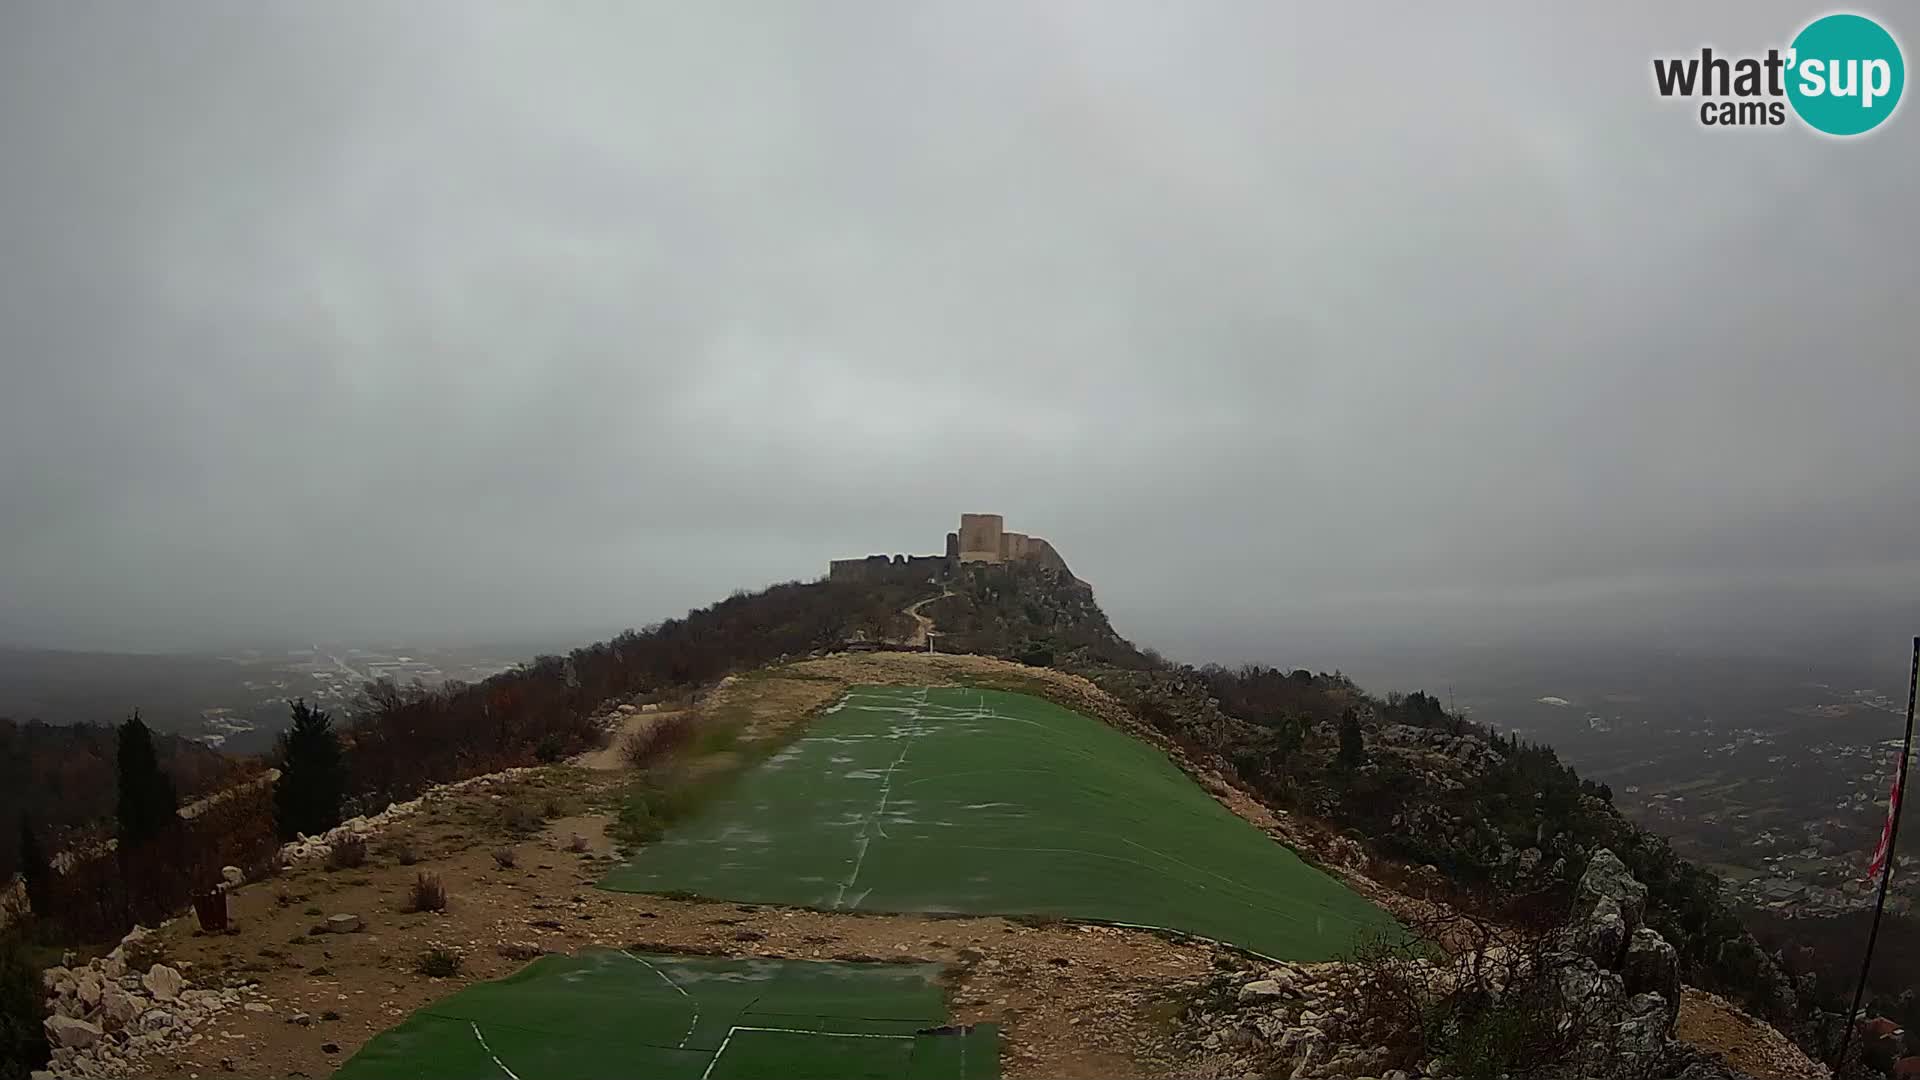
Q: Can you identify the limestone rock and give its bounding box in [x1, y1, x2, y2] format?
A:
[74, 970, 102, 1008]
[99, 987, 141, 1030]
[142, 964, 184, 1002]
[221, 865, 245, 889]
[1574, 849, 1647, 935]
[45, 1015, 102, 1048]
[326, 913, 362, 934]
[1621, 928, 1680, 1032]
[1237, 978, 1285, 1002]
[1573, 904, 1629, 967]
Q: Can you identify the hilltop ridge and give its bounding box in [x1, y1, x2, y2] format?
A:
[6, 528, 1852, 1079]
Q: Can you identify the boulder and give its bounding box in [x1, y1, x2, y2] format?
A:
[99, 987, 141, 1030]
[1621, 928, 1681, 1032]
[1615, 991, 1671, 1060]
[44, 1015, 102, 1049]
[326, 913, 362, 934]
[1237, 979, 1286, 1002]
[142, 964, 184, 1002]
[221, 865, 245, 889]
[138, 1008, 177, 1033]
[1574, 849, 1647, 935]
[75, 970, 103, 1008]
[1572, 904, 1629, 967]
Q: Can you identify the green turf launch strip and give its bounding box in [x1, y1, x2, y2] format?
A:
[332, 950, 998, 1080]
[600, 686, 1399, 961]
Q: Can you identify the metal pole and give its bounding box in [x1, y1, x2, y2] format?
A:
[1833, 637, 1920, 1069]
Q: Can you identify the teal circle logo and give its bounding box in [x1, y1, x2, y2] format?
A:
[1787, 13, 1905, 135]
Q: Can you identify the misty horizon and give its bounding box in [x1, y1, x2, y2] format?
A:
[3, 3, 1915, 668]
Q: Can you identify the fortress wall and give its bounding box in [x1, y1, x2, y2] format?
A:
[830, 554, 951, 584]
[1024, 537, 1072, 578]
[1000, 532, 1031, 560]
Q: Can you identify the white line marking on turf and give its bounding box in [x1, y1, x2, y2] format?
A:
[700, 1023, 916, 1080]
[623, 951, 700, 1048]
[470, 1021, 522, 1080]
[832, 689, 928, 909]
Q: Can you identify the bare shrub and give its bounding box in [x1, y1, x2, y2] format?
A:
[406, 873, 447, 913]
[325, 836, 366, 871]
[415, 945, 462, 977]
[502, 804, 543, 834]
[1332, 908, 1622, 1080]
[491, 847, 517, 870]
[122, 934, 168, 973]
[622, 713, 697, 770]
[386, 839, 418, 866]
[565, 833, 590, 854]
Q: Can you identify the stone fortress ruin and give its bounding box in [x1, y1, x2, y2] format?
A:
[828, 513, 1073, 584]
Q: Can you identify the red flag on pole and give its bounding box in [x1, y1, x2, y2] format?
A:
[1868, 748, 1908, 880]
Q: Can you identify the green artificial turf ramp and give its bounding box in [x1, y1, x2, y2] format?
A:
[333, 950, 998, 1080]
[600, 686, 1398, 960]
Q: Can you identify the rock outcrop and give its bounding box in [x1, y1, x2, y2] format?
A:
[1178, 848, 1723, 1080]
[39, 923, 266, 1078]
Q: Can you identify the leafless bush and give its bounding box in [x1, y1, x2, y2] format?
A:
[122, 934, 168, 973]
[406, 873, 447, 913]
[622, 713, 697, 770]
[491, 847, 517, 870]
[416, 945, 462, 977]
[502, 804, 543, 834]
[565, 833, 590, 854]
[325, 836, 366, 871]
[1332, 908, 1620, 1080]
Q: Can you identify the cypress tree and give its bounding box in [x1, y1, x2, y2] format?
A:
[115, 711, 178, 848]
[274, 699, 345, 841]
[1337, 706, 1366, 768]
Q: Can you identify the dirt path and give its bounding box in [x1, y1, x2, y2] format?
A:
[902, 589, 953, 648]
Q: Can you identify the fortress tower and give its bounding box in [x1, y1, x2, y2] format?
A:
[956, 513, 1004, 563]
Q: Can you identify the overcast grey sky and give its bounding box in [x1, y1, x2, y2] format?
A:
[2, 3, 1915, 662]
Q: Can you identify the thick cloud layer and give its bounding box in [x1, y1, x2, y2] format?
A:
[2, 3, 1915, 658]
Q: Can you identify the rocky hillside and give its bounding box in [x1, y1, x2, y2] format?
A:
[929, 567, 1846, 1071]
[2, 565, 1858, 1078]
[24, 653, 1830, 1080]
[1176, 850, 1824, 1080]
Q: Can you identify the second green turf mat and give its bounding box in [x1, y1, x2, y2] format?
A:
[332, 950, 998, 1080]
